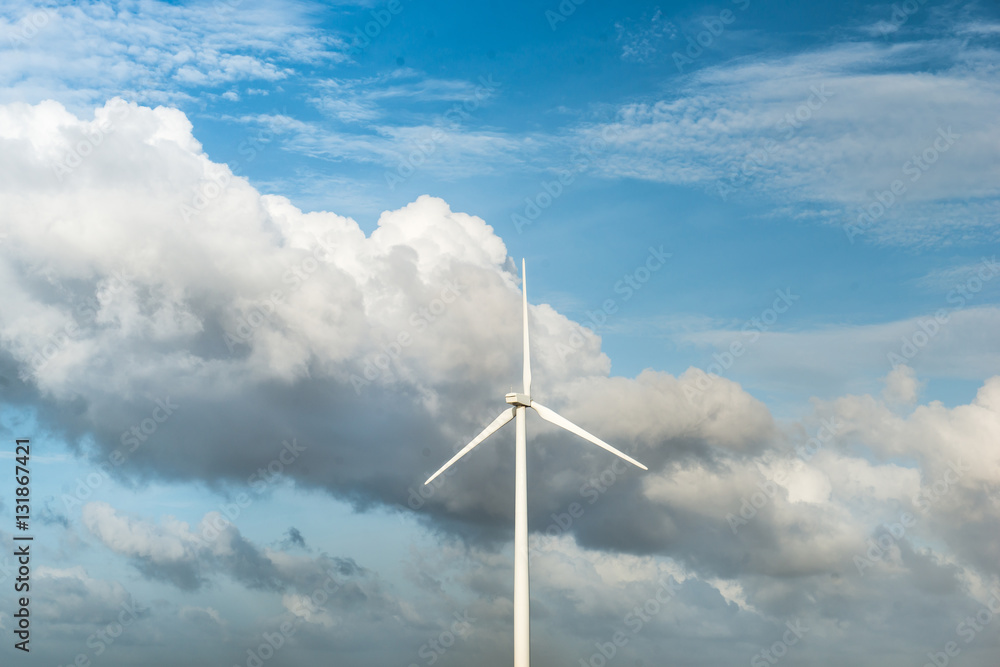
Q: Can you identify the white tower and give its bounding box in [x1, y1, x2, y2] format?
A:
[425, 259, 647, 667]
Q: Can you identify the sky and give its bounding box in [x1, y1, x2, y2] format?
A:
[0, 0, 998, 665]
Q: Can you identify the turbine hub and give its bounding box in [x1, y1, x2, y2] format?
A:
[505, 392, 531, 407]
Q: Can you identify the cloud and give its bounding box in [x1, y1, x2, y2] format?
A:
[178, 605, 224, 626]
[0, 1, 345, 110]
[882, 364, 922, 405]
[310, 69, 500, 123]
[819, 376, 1000, 576]
[33, 566, 148, 626]
[670, 305, 1000, 400]
[82, 501, 283, 590]
[574, 37, 1000, 245]
[261, 69, 520, 178]
[38, 497, 71, 528]
[4, 96, 1000, 666]
[614, 7, 678, 64]
[19, 541, 414, 666]
[0, 98, 779, 556]
[79, 499, 404, 626]
[0, 2, 525, 195]
[283, 526, 307, 549]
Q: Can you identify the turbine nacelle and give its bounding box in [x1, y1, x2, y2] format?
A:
[505, 392, 531, 406]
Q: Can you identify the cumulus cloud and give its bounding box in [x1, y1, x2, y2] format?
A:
[3, 97, 1000, 667]
[0, 98, 778, 557]
[882, 364, 922, 405]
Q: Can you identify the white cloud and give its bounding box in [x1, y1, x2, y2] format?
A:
[3, 94, 1000, 666]
[882, 364, 922, 405]
[670, 305, 1000, 400]
[614, 7, 678, 64]
[0, 1, 345, 110]
[575, 39, 1000, 244]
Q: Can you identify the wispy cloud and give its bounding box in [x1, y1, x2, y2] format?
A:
[614, 7, 678, 63]
[233, 70, 529, 177]
[571, 37, 1000, 244]
[671, 305, 1000, 400]
[0, 0, 346, 110]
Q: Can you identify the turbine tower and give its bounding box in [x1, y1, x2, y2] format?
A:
[424, 259, 648, 667]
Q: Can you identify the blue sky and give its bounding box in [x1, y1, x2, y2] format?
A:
[0, 1, 999, 666]
[165, 0, 1000, 410]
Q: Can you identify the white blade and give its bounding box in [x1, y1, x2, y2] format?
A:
[522, 258, 531, 396]
[424, 408, 516, 485]
[529, 401, 648, 470]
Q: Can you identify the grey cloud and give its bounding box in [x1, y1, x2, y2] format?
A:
[80, 500, 398, 627]
[282, 526, 306, 549]
[4, 99, 1000, 667]
[0, 99, 778, 571]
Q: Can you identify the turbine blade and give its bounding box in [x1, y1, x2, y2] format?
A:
[529, 401, 648, 470]
[522, 258, 531, 396]
[424, 408, 516, 485]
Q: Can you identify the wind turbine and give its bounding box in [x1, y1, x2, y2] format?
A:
[424, 259, 648, 667]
